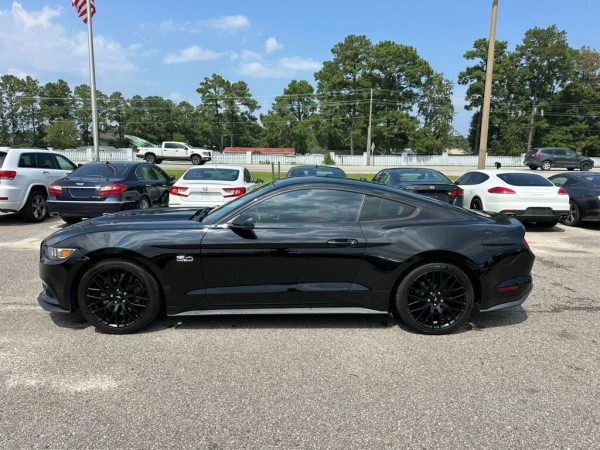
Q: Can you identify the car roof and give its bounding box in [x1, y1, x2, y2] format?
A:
[465, 169, 546, 175]
[289, 165, 344, 170]
[183, 165, 245, 171]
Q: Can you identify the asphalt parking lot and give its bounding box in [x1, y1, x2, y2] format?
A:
[0, 213, 599, 449]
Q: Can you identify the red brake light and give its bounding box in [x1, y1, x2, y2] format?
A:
[0, 170, 17, 180]
[532, 153, 540, 158]
[98, 183, 128, 196]
[449, 188, 463, 197]
[48, 183, 63, 195]
[488, 186, 516, 194]
[558, 187, 568, 195]
[169, 185, 189, 197]
[223, 187, 247, 198]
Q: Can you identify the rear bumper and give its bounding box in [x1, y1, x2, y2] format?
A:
[48, 200, 135, 217]
[524, 160, 540, 167]
[478, 284, 532, 312]
[0, 186, 26, 212]
[500, 208, 569, 222]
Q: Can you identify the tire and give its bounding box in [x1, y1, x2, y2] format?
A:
[190, 155, 201, 165]
[528, 165, 537, 170]
[78, 259, 161, 334]
[395, 263, 474, 335]
[144, 153, 156, 164]
[567, 167, 575, 171]
[470, 197, 483, 211]
[62, 216, 82, 225]
[536, 219, 559, 228]
[580, 162, 592, 171]
[156, 159, 163, 164]
[562, 201, 581, 227]
[541, 160, 552, 171]
[137, 196, 151, 209]
[20, 190, 48, 222]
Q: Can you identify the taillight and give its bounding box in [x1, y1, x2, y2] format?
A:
[488, 186, 516, 194]
[0, 170, 17, 180]
[532, 153, 540, 158]
[48, 183, 63, 195]
[169, 185, 189, 197]
[449, 188, 463, 197]
[558, 187, 568, 195]
[136, 148, 141, 154]
[223, 187, 247, 198]
[98, 183, 128, 196]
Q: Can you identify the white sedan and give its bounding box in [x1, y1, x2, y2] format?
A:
[455, 170, 569, 226]
[168, 165, 260, 208]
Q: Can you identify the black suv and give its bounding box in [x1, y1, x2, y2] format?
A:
[524, 147, 594, 171]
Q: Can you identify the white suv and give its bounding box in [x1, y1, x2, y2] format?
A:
[0, 149, 77, 222]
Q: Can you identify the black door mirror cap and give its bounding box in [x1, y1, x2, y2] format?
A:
[230, 216, 255, 230]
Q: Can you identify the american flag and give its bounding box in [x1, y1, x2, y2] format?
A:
[71, 0, 96, 24]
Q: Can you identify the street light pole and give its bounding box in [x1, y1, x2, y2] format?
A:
[477, 0, 499, 170]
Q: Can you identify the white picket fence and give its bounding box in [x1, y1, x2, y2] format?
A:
[54, 148, 600, 168]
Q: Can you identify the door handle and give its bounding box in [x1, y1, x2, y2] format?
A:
[42, 171, 50, 175]
[327, 239, 359, 248]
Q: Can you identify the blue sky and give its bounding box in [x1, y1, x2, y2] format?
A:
[1, 0, 599, 134]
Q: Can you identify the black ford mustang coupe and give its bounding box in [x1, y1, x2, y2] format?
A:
[38, 177, 534, 335]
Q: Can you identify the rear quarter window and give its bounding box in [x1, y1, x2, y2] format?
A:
[0, 152, 7, 167]
[359, 196, 416, 221]
[497, 173, 553, 187]
[18, 153, 37, 168]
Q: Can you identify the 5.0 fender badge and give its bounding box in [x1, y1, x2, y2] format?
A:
[176, 255, 194, 262]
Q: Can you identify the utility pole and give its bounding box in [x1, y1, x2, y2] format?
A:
[477, 0, 499, 170]
[366, 88, 373, 166]
[526, 98, 536, 150]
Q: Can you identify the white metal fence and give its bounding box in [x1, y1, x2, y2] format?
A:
[54, 148, 600, 168]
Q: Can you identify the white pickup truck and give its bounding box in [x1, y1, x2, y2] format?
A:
[135, 141, 213, 165]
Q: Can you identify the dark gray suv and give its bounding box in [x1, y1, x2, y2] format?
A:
[524, 147, 594, 171]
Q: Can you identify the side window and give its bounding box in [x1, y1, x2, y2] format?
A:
[136, 165, 158, 180]
[177, 144, 187, 150]
[455, 173, 472, 185]
[359, 196, 416, 221]
[550, 176, 567, 187]
[18, 153, 37, 168]
[244, 169, 252, 183]
[54, 154, 77, 171]
[563, 178, 579, 187]
[238, 189, 365, 224]
[543, 149, 555, 156]
[554, 149, 566, 156]
[164, 143, 175, 149]
[36, 153, 57, 169]
[565, 150, 577, 158]
[471, 173, 490, 185]
[152, 165, 169, 183]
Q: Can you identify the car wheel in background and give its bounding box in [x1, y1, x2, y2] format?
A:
[77, 259, 161, 334]
[191, 155, 201, 165]
[156, 159, 163, 164]
[541, 160, 552, 171]
[567, 167, 575, 171]
[395, 263, 474, 335]
[580, 162, 592, 171]
[137, 196, 151, 209]
[144, 153, 156, 164]
[562, 201, 581, 227]
[470, 198, 483, 211]
[61, 216, 82, 225]
[528, 165, 537, 170]
[21, 190, 48, 222]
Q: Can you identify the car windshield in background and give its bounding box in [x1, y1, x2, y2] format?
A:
[183, 168, 239, 181]
[0, 152, 6, 167]
[288, 167, 346, 177]
[390, 170, 449, 183]
[71, 163, 130, 178]
[497, 173, 553, 186]
[582, 174, 600, 186]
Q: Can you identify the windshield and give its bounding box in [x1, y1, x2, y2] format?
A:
[288, 166, 346, 177]
[389, 170, 450, 184]
[70, 163, 130, 178]
[183, 168, 239, 181]
[497, 173, 553, 187]
[204, 183, 274, 223]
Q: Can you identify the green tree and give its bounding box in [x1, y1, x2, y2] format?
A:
[0, 75, 25, 145]
[106, 91, 128, 145]
[19, 76, 44, 146]
[40, 79, 72, 123]
[45, 120, 78, 149]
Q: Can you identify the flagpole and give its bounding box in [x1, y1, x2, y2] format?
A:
[86, 0, 100, 162]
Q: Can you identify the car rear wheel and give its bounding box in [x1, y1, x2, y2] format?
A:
[144, 153, 156, 164]
[470, 198, 483, 211]
[137, 196, 151, 209]
[562, 201, 581, 227]
[541, 160, 552, 171]
[78, 259, 161, 334]
[528, 165, 537, 170]
[395, 263, 474, 335]
[191, 155, 201, 165]
[61, 216, 82, 225]
[580, 162, 592, 171]
[21, 190, 47, 222]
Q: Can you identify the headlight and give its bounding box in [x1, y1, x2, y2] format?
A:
[46, 247, 77, 260]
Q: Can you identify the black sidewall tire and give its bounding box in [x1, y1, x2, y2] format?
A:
[137, 196, 151, 209]
[563, 201, 581, 227]
[395, 263, 474, 335]
[580, 163, 591, 171]
[191, 155, 201, 165]
[145, 154, 156, 164]
[471, 198, 483, 211]
[21, 190, 47, 222]
[541, 161, 552, 171]
[528, 166, 537, 170]
[78, 259, 161, 334]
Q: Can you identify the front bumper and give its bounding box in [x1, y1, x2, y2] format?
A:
[48, 200, 135, 218]
[38, 289, 70, 313]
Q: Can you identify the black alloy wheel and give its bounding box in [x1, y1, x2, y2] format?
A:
[21, 190, 47, 222]
[562, 201, 581, 227]
[580, 162, 592, 171]
[541, 160, 552, 171]
[191, 155, 201, 165]
[471, 198, 483, 211]
[145, 153, 156, 164]
[395, 263, 474, 334]
[78, 260, 160, 334]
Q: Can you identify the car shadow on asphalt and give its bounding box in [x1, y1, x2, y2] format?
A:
[469, 307, 528, 330]
[524, 224, 565, 233]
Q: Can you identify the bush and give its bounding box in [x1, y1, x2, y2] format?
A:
[322, 152, 335, 166]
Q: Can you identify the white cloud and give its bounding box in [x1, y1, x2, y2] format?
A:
[238, 56, 321, 78]
[164, 45, 222, 64]
[7, 67, 31, 79]
[0, 2, 137, 79]
[264, 37, 283, 53]
[202, 15, 250, 31]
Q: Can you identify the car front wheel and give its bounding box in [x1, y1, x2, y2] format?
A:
[78, 259, 161, 334]
[191, 155, 201, 165]
[395, 263, 474, 335]
[580, 162, 592, 171]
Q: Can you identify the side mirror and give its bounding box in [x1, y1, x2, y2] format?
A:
[230, 216, 255, 230]
[77, 163, 83, 168]
[169, 174, 176, 181]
